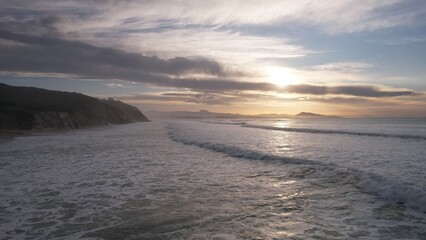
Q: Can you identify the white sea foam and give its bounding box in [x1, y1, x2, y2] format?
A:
[168, 124, 426, 213]
[356, 171, 426, 212]
[1, 120, 425, 239]
[242, 124, 426, 140]
[167, 127, 316, 165]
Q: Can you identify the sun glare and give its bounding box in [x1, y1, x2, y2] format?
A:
[266, 67, 300, 87]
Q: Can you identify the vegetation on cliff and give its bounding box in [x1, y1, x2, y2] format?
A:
[0, 83, 149, 130]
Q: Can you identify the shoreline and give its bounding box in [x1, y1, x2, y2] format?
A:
[0, 132, 19, 144]
[0, 122, 149, 144]
[0, 129, 36, 144]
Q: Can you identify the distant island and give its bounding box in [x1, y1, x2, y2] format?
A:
[295, 112, 342, 118]
[146, 110, 340, 119]
[0, 83, 149, 131]
[147, 110, 261, 119]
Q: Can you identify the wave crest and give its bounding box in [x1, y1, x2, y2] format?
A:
[167, 125, 426, 213]
[243, 124, 426, 140]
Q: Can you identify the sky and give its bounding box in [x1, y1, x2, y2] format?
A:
[0, 0, 426, 117]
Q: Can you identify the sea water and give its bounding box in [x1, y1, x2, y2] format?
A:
[0, 118, 425, 239]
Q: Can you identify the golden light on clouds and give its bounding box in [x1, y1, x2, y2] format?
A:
[0, 0, 425, 116]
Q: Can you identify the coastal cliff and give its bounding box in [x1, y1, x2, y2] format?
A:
[0, 83, 149, 130]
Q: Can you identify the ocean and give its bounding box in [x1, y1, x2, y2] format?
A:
[1, 118, 425, 239]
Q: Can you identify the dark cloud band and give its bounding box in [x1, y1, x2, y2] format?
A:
[0, 29, 237, 77]
[0, 30, 416, 98]
[285, 84, 415, 97]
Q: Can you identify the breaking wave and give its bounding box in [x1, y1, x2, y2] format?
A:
[167, 127, 317, 165]
[168, 126, 426, 213]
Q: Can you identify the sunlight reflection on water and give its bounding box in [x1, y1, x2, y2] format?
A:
[1, 121, 425, 239]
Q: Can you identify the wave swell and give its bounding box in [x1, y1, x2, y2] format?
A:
[242, 124, 426, 140]
[167, 127, 317, 165]
[167, 126, 426, 213]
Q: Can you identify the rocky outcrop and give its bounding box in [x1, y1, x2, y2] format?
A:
[0, 83, 149, 130]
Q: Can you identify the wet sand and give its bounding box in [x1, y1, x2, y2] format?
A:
[0, 132, 23, 144]
[0, 124, 131, 144]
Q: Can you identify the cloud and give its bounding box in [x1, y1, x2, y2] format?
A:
[114, 29, 308, 64]
[285, 84, 415, 97]
[123, 88, 415, 105]
[285, 0, 425, 34]
[0, 30, 419, 98]
[312, 62, 373, 72]
[2, 0, 422, 85]
[1, 0, 423, 34]
[1, 0, 422, 66]
[0, 30, 283, 91]
[368, 36, 426, 45]
[0, 15, 60, 36]
[120, 92, 246, 105]
[308, 97, 372, 104]
[117, 91, 410, 107]
[0, 30, 239, 77]
[105, 83, 124, 88]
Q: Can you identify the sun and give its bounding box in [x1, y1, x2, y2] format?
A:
[265, 67, 300, 87]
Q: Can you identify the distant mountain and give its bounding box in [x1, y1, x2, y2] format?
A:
[256, 113, 293, 118]
[147, 110, 243, 119]
[146, 110, 292, 119]
[146, 110, 341, 120]
[295, 112, 342, 118]
[0, 83, 149, 131]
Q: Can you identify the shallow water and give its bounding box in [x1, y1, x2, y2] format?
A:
[0, 120, 425, 239]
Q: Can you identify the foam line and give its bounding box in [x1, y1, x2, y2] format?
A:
[242, 124, 426, 140]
